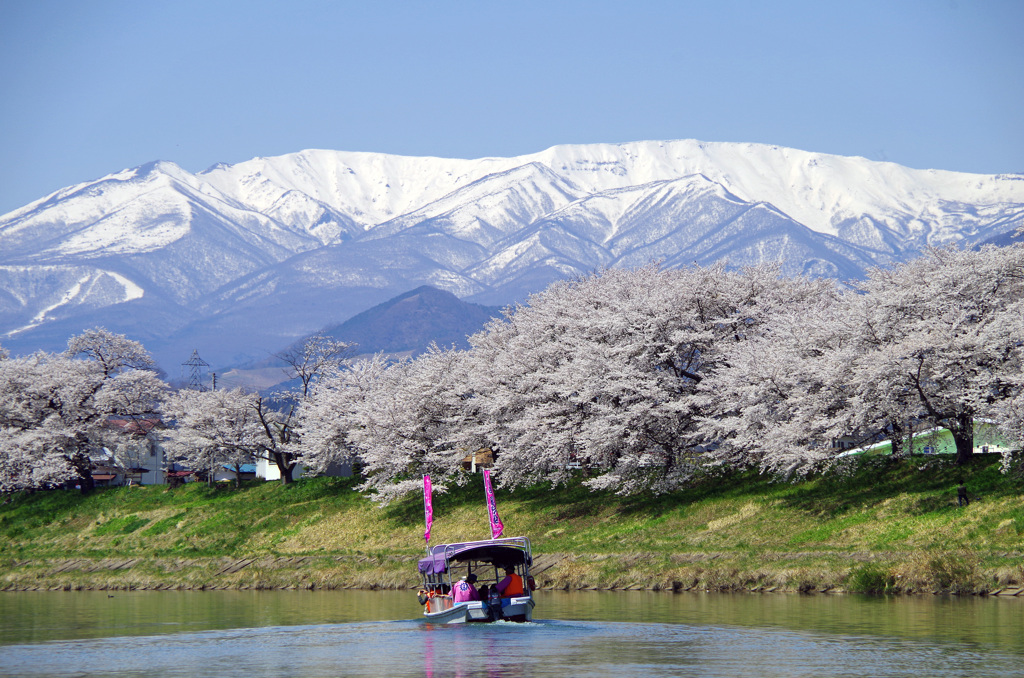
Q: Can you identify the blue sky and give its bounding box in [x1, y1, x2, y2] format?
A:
[1, 0, 1021, 215]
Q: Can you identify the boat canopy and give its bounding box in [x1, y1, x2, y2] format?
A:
[418, 538, 531, 575]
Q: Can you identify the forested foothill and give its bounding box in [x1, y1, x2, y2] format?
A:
[1, 243, 1023, 501]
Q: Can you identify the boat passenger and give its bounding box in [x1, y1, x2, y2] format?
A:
[496, 566, 524, 597]
[452, 573, 480, 603]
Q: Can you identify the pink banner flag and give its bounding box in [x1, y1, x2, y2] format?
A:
[483, 469, 504, 539]
[423, 475, 433, 544]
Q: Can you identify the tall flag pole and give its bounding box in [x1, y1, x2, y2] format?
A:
[483, 468, 504, 539]
[423, 475, 433, 550]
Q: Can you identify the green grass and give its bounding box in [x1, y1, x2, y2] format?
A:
[93, 515, 151, 536]
[1, 455, 1022, 593]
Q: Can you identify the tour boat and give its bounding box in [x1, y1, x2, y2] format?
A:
[417, 536, 536, 623]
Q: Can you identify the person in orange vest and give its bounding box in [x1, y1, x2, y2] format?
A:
[496, 566, 524, 597]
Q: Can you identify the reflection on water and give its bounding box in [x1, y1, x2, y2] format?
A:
[0, 590, 1022, 678]
[542, 589, 1024, 653]
[0, 589, 412, 645]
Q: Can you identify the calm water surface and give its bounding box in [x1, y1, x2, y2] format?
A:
[1, 590, 1022, 677]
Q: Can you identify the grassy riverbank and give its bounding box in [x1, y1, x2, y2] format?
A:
[2, 455, 1022, 595]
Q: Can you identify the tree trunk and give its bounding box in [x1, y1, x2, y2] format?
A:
[78, 473, 96, 495]
[274, 452, 294, 485]
[71, 452, 95, 495]
[951, 413, 974, 466]
[889, 420, 905, 457]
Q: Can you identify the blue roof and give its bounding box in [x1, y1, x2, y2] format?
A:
[221, 463, 256, 473]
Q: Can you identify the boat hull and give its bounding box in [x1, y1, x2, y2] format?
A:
[423, 597, 535, 624]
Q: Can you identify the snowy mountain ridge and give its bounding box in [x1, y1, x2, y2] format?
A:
[195, 140, 1024, 240]
[1, 139, 1022, 371]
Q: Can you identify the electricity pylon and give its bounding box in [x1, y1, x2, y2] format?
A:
[182, 350, 210, 391]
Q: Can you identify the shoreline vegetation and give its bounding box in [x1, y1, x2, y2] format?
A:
[2, 455, 1022, 597]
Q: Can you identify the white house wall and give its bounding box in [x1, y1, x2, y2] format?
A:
[256, 457, 306, 481]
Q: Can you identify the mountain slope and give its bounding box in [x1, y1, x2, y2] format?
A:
[216, 285, 501, 391]
[321, 285, 502, 355]
[1, 140, 1021, 371]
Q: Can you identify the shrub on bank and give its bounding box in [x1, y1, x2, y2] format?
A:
[847, 563, 896, 593]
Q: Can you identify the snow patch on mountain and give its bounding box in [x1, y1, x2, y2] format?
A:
[1, 266, 145, 337]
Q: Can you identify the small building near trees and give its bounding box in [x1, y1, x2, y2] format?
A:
[841, 421, 1016, 457]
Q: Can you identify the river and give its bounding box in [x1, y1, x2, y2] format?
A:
[1, 590, 1021, 677]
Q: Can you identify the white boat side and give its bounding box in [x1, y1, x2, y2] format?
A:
[422, 595, 535, 624]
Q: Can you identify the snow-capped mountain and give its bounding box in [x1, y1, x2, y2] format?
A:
[1, 140, 1022, 371]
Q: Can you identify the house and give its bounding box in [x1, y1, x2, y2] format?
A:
[103, 417, 167, 485]
[90, 464, 123, 487]
[254, 457, 352, 480]
[213, 463, 257, 483]
[830, 435, 859, 451]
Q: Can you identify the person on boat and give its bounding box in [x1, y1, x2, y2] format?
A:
[496, 566, 524, 597]
[452, 573, 480, 603]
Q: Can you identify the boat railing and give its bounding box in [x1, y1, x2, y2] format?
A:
[436, 536, 532, 564]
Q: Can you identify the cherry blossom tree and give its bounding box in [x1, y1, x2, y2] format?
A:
[844, 245, 1024, 465]
[0, 426, 74, 493]
[256, 334, 355, 484]
[296, 353, 390, 476]
[66, 327, 156, 376]
[162, 387, 261, 487]
[993, 386, 1024, 474]
[290, 247, 1024, 499]
[0, 352, 76, 492]
[698, 280, 857, 476]
[460, 263, 828, 494]
[704, 245, 1024, 471]
[298, 347, 476, 502]
[275, 333, 356, 400]
[0, 329, 167, 493]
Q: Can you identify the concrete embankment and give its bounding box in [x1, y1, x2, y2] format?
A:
[3, 554, 562, 592]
